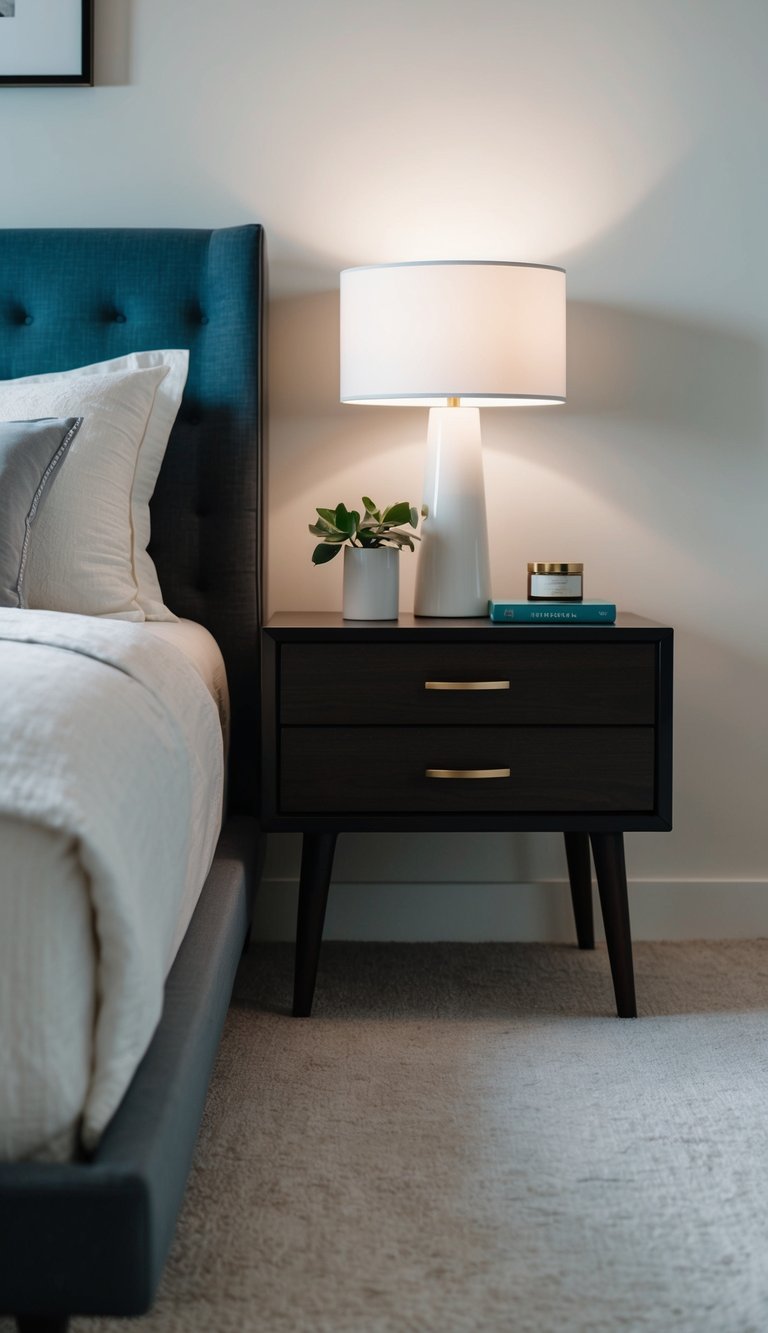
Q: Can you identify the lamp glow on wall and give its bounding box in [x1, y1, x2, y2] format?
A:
[339, 261, 566, 616]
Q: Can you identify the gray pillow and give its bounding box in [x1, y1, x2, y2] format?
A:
[0, 417, 83, 608]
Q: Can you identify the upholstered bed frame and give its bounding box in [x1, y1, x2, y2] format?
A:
[0, 225, 264, 1332]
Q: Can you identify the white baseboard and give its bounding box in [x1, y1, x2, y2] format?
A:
[251, 878, 768, 942]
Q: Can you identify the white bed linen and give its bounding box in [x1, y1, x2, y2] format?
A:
[0, 611, 226, 1163]
[143, 618, 230, 748]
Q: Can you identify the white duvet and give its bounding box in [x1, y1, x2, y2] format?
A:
[0, 609, 225, 1162]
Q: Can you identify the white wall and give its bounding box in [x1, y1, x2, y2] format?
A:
[3, 0, 767, 937]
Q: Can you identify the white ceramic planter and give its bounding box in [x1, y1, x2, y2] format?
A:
[343, 546, 399, 620]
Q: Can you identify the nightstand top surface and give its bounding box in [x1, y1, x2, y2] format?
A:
[264, 612, 672, 639]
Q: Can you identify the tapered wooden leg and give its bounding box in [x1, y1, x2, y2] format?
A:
[590, 832, 637, 1018]
[293, 832, 337, 1017]
[564, 832, 595, 950]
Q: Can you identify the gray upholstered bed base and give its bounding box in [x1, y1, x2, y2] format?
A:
[0, 820, 259, 1324]
[0, 225, 264, 1330]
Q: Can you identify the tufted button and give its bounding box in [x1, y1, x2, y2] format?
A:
[23, 315, 33, 326]
[113, 312, 126, 323]
[199, 313, 209, 325]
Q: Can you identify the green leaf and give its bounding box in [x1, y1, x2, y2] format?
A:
[382, 531, 415, 551]
[334, 503, 356, 535]
[409, 506, 419, 529]
[312, 542, 342, 565]
[362, 496, 380, 518]
[309, 519, 341, 537]
[382, 501, 411, 525]
[309, 530, 346, 545]
[316, 507, 340, 526]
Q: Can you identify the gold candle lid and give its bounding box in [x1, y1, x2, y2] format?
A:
[528, 562, 583, 574]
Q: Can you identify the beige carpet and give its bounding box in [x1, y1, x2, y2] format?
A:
[17, 941, 768, 1331]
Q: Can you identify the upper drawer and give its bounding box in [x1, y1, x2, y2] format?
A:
[280, 642, 656, 725]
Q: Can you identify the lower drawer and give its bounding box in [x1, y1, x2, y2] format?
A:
[280, 727, 656, 814]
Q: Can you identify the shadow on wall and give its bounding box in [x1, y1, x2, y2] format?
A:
[563, 301, 767, 563]
[267, 283, 425, 487]
[566, 301, 765, 445]
[269, 287, 340, 419]
[93, 0, 132, 86]
[478, 297, 766, 563]
[672, 625, 768, 875]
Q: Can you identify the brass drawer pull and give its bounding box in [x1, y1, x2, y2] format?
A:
[424, 680, 510, 691]
[425, 767, 511, 780]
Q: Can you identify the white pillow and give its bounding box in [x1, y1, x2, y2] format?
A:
[0, 365, 168, 620]
[12, 350, 189, 621]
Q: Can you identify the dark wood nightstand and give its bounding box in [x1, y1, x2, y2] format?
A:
[262, 613, 673, 1018]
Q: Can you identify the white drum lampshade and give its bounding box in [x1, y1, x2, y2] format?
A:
[340, 260, 566, 616]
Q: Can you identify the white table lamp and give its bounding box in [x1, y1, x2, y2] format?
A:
[340, 260, 566, 616]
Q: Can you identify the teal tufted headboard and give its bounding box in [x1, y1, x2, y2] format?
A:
[0, 225, 264, 813]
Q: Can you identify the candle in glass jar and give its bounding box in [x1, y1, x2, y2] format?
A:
[527, 563, 583, 602]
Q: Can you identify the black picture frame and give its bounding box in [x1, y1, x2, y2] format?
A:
[0, 0, 93, 86]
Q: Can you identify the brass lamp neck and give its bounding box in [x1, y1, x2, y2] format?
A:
[446, 395, 461, 408]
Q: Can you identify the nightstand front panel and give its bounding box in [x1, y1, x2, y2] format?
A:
[280, 726, 656, 814]
[280, 643, 656, 726]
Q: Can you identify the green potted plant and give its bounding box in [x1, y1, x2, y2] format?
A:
[309, 497, 420, 619]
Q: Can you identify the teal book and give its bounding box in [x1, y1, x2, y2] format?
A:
[488, 599, 617, 624]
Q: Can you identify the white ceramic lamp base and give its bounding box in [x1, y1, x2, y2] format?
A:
[413, 406, 491, 617]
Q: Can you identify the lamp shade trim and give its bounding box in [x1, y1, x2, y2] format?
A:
[341, 393, 566, 406]
[341, 259, 566, 274]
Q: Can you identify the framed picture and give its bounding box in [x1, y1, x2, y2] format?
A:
[0, 0, 93, 86]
